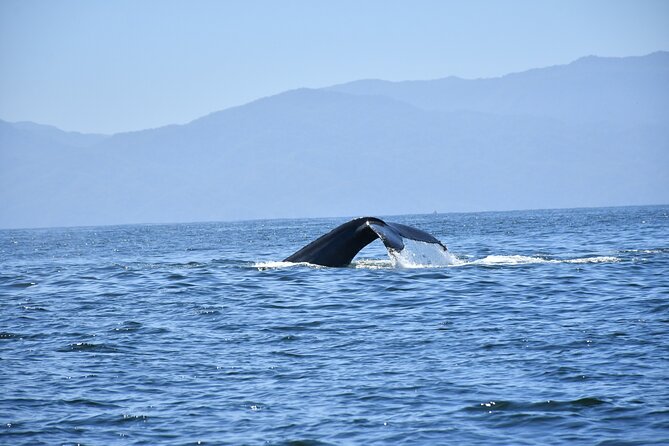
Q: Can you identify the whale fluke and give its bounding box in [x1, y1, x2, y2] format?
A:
[284, 217, 447, 267]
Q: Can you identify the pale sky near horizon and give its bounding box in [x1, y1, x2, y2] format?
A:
[1, 0, 668, 134]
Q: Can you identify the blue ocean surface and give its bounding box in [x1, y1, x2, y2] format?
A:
[1, 206, 668, 445]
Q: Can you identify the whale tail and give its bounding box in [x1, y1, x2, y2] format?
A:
[284, 217, 448, 267]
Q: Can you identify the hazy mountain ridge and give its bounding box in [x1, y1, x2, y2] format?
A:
[1, 52, 667, 229]
[10, 121, 109, 148]
[326, 51, 669, 126]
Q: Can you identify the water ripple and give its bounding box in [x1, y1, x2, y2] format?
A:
[1, 206, 668, 445]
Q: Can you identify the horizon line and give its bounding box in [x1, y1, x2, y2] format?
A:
[2, 203, 667, 232]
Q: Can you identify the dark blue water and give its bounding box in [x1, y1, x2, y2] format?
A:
[2, 206, 668, 445]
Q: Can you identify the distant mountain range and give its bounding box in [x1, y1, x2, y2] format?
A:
[1, 52, 668, 229]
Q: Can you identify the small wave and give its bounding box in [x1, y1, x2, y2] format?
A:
[620, 248, 669, 254]
[111, 321, 143, 332]
[22, 305, 48, 312]
[467, 255, 620, 266]
[195, 306, 221, 316]
[470, 255, 549, 266]
[120, 413, 149, 423]
[59, 342, 120, 353]
[254, 261, 311, 270]
[63, 398, 120, 409]
[469, 397, 608, 413]
[256, 259, 397, 270]
[562, 256, 620, 264]
[0, 331, 19, 339]
[9, 282, 38, 288]
[254, 252, 619, 270]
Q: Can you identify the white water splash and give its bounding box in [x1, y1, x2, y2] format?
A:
[562, 256, 620, 264]
[469, 255, 620, 266]
[388, 239, 460, 268]
[253, 261, 320, 270]
[352, 259, 394, 269]
[470, 255, 550, 266]
[255, 248, 620, 270]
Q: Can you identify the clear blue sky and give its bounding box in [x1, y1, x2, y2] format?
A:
[1, 0, 668, 134]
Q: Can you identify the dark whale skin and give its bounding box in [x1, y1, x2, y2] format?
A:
[284, 217, 447, 267]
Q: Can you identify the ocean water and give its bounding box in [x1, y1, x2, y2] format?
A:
[1, 206, 668, 445]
